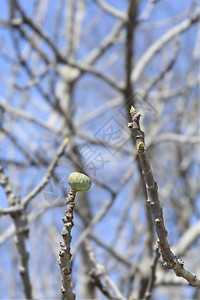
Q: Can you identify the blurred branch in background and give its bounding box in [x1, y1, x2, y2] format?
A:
[0, 0, 199, 299]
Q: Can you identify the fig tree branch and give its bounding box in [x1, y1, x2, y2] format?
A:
[128, 106, 200, 287]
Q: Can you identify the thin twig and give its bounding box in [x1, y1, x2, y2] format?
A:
[93, 0, 126, 21]
[66, 0, 76, 59]
[12, 0, 124, 92]
[22, 139, 69, 207]
[83, 20, 124, 65]
[142, 36, 180, 100]
[124, 0, 138, 98]
[90, 234, 132, 267]
[144, 247, 160, 300]
[149, 133, 200, 146]
[0, 99, 58, 133]
[131, 7, 200, 83]
[85, 240, 126, 300]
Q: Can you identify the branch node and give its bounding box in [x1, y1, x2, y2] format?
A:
[66, 213, 72, 219]
[128, 122, 133, 128]
[63, 266, 71, 276]
[147, 199, 154, 206]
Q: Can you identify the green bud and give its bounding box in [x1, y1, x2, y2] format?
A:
[68, 172, 92, 192]
[130, 106, 136, 114]
[138, 142, 144, 148]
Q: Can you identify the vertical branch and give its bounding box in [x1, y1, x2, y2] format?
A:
[124, 0, 138, 99]
[73, 0, 86, 54]
[125, 0, 154, 262]
[144, 247, 160, 300]
[0, 166, 32, 299]
[58, 191, 76, 300]
[14, 218, 32, 299]
[66, 0, 76, 59]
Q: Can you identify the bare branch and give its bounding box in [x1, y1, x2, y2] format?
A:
[93, 0, 126, 21]
[172, 221, 200, 257]
[83, 20, 124, 65]
[132, 7, 200, 83]
[12, 0, 65, 63]
[0, 166, 32, 299]
[0, 99, 58, 133]
[66, 0, 76, 59]
[58, 190, 76, 300]
[138, 1, 198, 30]
[124, 0, 138, 98]
[73, 0, 86, 53]
[22, 139, 69, 207]
[144, 247, 160, 300]
[90, 234, 132, 267]
[128, 107, 200, 287]
[149, 133, 200, 146]
[142, 36, 180, 99]
[85, 240, 126, 300]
